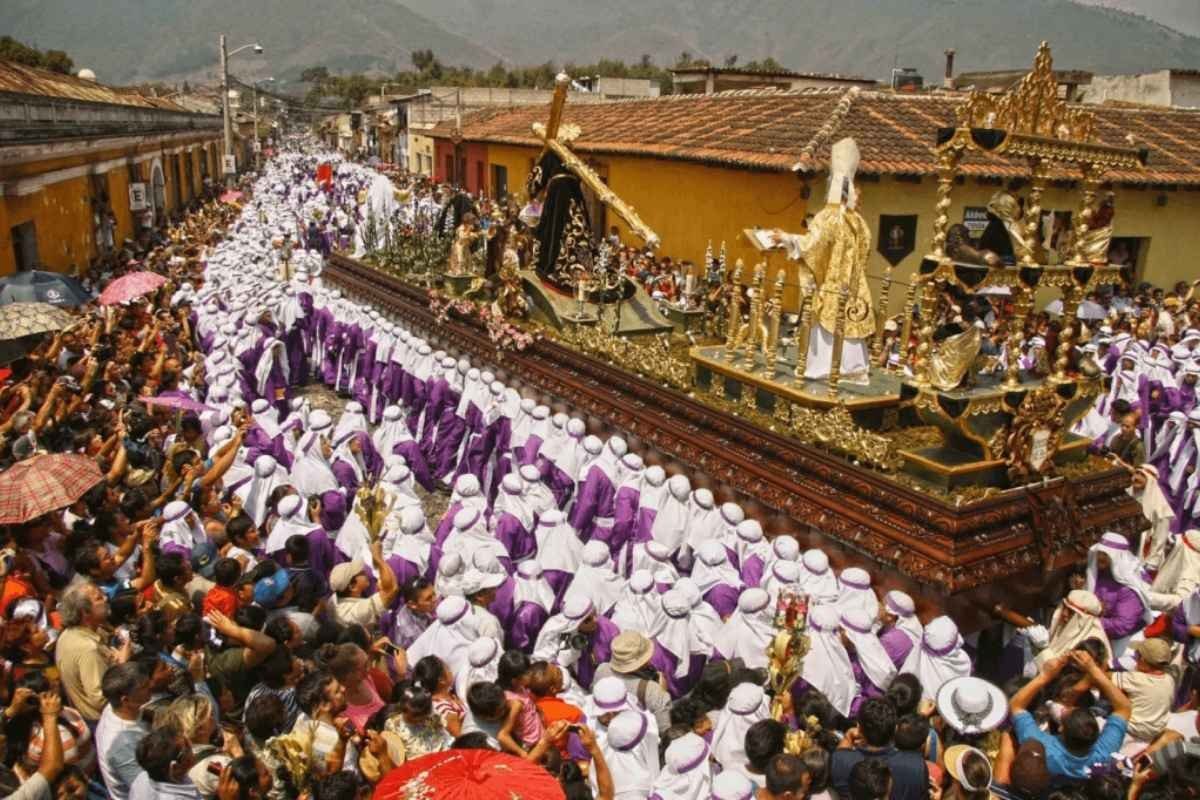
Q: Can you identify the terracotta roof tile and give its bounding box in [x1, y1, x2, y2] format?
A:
[431, 88, 1200, 186]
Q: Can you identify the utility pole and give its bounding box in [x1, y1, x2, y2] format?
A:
[220, 34, 233, 187]
[253, 84, 260, 172]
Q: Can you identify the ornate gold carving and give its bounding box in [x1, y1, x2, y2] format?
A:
[764, 270, 786, 376]
[954, 42, 1095, 142]
[559, 325, 693, 392]
[725, 259, 745, 359]
[993, 385, 1067, 483]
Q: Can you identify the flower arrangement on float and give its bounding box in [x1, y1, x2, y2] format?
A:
[427, 289, 539, 353]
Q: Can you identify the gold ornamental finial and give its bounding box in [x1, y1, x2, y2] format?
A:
[955, 42, 1095, 143]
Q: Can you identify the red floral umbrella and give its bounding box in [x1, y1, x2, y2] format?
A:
[373, 751, 564, 800]
[98, 271, 166, 306]
[0, 453, 104, 524]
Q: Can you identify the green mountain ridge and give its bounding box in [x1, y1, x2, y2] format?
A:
[4, 0, 1198, 87]
[4, 0, 502, 86]
[395, 0, 1200, 82]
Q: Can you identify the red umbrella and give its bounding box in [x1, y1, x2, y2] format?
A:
[98, 271, 166, 306]
[0, 453, 104, 524]
[373, 751, 564, 800]
[140, 393, 214, 414]
[220, 191, 244, 204]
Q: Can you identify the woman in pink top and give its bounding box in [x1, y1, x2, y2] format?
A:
[317, 643, 383, 732]
[495, 650, 544, 754]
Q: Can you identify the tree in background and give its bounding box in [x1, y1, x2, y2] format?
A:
[0, 37, 75, 75]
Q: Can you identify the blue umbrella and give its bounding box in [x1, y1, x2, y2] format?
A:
[0, 271, 92, 307]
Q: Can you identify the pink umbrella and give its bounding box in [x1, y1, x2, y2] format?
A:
[140, 393, 214, 414]
[220, 191, 244, 204]
[99, 271, 166, 306]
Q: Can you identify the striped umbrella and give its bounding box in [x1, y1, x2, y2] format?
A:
[99, 271, 166, 306]
[0, 453, 104, 524]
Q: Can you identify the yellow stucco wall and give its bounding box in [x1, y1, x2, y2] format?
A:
[483, 141, 1200, 312]
[485, 143, 813, 304]
[0, 134, 220, 276]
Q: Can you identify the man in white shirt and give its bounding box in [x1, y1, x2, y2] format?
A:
[330, 540, 399, 628]
[95, 662, 153, 800]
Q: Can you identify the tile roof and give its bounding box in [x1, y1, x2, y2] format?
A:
[0, 60, 198, 112]
[431, 87, 1200, 186]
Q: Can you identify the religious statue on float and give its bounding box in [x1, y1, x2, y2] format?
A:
[447, 212, 482, 276]
[525, 148, 597, 289]
[771, 138, 874, 383]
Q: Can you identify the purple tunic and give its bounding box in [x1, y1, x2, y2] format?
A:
[492, 513, 537, 563]
[739, 555, 765, 589]
[1093, 573, 1147, 641]
[653, 642, 705, 699]
[702, 585, 740, 619]
[879, 626, 915, 669]
[610, 486, 641, 560]
[429, 411, 468, 482]
[508, 602, 550, 653]
[574, 617, 621, 691]
[568, 468, 617, 546]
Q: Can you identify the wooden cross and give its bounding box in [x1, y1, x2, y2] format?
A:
[531, 73, 660, 250]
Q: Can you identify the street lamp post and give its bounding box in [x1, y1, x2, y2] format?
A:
[253, 77, 274, 172]
[219, 35, 264, 187]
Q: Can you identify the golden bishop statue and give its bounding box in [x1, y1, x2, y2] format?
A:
[773, 138, 874, 383]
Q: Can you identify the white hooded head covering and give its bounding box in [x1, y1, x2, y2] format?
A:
[1086, 532, 1153, 625]
[836, 567, 879, 620]
[292, 411, 338, 497]
[265, 494, 315, 554]
[382, 507, 431, 573]
[253, 338, 290, 395]
[435, 551, 466, 597]
[691, 540, 742, 596]
[801, 549, 841, 605]
[884, 590, 924, 646]
[711, 588, 773, 669]
[532, 595, 597, 663]
[900, 615, 973, 700]
[611, 569, 663, 636]
[710, 683, 769, 775]
[493, 473, 536, 532]
[1036, 590, 1112, 668]
[652, 733, 712, 800]
[841, 606, 897, 691]
[533, 509, 583, 574]
[802, 604, 858, 717]
[762, 559, 804, 601]
[237, 454, 287, 526]
[513, 560, 555, 613]
[373, 405, 414, 456]
[734, 519, 771, 569]
[563, 540, 624, 615]
[685, 488, 721, 552]
[454, 636, 501, 700]
[598, 709, 659, 799]
[443, 506, 510, 568]
[161, 500, 206, 552]
[656, 590, 713, 677]
[406, 596, 476, 678]
[651, 474, 692, 554]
